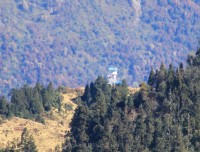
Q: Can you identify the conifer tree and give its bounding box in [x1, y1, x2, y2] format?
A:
[81, 84, 91, 104]
[148, 67, 155, 87]
[0, 96, 8, 116]
[20, 128, 38, 152]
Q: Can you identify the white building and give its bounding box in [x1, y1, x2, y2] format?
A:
[107, 67, 118, 85]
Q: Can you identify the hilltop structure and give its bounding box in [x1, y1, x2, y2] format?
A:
[107, 67, 118, 86]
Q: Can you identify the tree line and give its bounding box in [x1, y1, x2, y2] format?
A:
[0, 82, 62, 124]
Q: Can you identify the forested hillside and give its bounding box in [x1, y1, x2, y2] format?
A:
[63, 47, 200, 151]
[0, 0, 200, 95]
[0, 82, 62, 123]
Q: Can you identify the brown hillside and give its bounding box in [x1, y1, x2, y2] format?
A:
[128, 87, 140, 94]
[0, 92, 78, 152]
[0, 87, 138, 151]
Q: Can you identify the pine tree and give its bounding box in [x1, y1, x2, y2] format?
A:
[70, 106, 90, 145]
[47, 82, 54, 93]
[30, 88, 43, 115]
[20, 128, 38, 152]
[0, 96, 8, 116]
[166, 63, 175, 92]
[81, 84, 91, 105]
[148, 67, 155, 87]
[91, 89, 107, 120]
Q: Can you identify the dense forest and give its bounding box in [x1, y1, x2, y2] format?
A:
[63, 47, 200, 152]
[0, 82, 62, 124]
[0, 83, 63, 151]
[0, 0, 200, 95]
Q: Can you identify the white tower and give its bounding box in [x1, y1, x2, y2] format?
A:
[107, 67, 118, 85]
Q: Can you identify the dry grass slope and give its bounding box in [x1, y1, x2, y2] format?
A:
[0, 87, 138, 151]
[128, 87, 140, 94]
[0, 92, 78, 152]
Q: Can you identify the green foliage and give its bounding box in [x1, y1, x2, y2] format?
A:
[0, 82, 62, 123]
[2, 128, 37, 152]
[0, 0, 199, 96]
[148, 67, 155, 87]
[20, 128, 37, 152]
[0, 96, 9, 117]
[63, 47, 200, 151]
[63, 77, 131, 151]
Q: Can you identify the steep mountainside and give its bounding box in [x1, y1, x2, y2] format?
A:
[0, 0, 200, 95]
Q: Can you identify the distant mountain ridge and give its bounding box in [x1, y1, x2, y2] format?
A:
[0, 0, 200, 95]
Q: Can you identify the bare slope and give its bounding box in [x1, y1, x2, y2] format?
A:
[0, 92, 78, 152]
